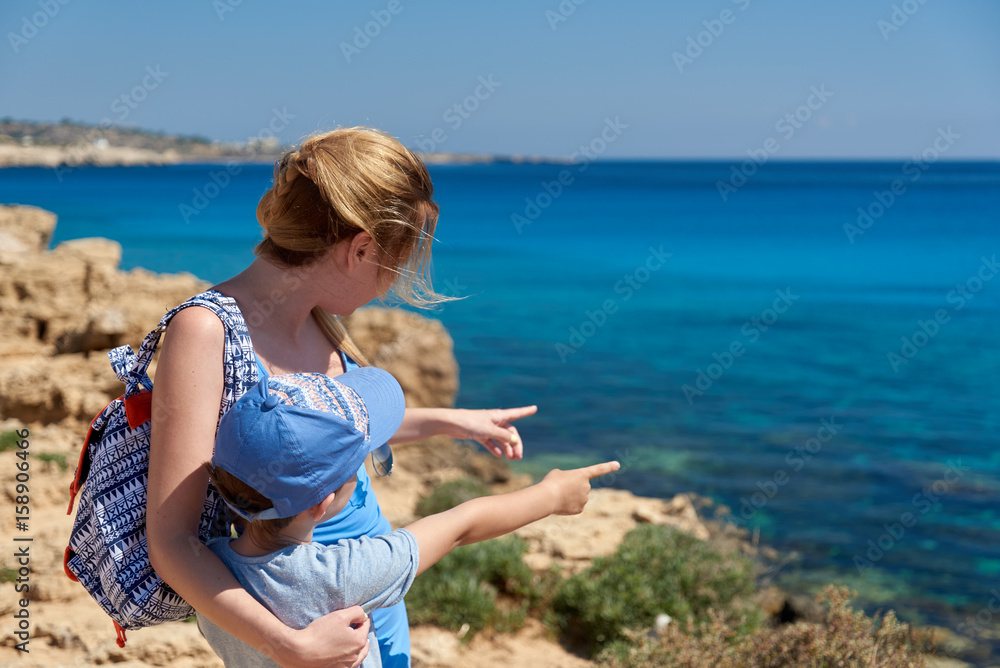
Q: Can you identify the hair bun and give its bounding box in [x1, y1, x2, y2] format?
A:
[271, 154, 312, 215]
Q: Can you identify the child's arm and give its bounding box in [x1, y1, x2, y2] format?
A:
[405, 461, 619, 575]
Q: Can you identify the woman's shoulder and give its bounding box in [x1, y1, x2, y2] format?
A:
[164, 303, 226, 341]
[156, 300, 231, 374]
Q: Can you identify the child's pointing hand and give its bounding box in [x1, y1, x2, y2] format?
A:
[541, 461, 620, 516]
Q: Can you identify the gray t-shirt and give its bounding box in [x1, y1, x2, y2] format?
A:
[197, 529, 419, 668]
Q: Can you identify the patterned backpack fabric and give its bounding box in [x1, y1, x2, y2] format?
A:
[64, 290, 260, 645]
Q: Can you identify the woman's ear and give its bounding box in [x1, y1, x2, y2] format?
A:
[346, 232, 375, 270]
[311, 491, 339, 521]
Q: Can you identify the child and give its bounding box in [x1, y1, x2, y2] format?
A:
[196, 366, 618, 667]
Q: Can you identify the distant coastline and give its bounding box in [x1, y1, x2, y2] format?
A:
[0, 143, 570, 169]
[4, 120, 994, 169]
[0, 119, 568, 168]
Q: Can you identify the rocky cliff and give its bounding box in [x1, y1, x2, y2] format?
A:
[0, 205, 720, 667]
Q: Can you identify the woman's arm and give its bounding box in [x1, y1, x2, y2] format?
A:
[389, 406, 537, 460]
[405, 461, 620, 575]
[146, 307, 370, 668]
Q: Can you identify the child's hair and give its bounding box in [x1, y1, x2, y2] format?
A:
[204, 463, 295, 551]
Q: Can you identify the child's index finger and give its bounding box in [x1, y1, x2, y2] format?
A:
[584, 460, 620, 480]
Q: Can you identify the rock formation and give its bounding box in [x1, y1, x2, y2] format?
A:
[0, 204, 719, 668]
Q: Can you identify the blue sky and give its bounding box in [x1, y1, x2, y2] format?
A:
[2, 0, 998, 159]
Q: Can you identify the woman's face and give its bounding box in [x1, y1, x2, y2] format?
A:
[316, 234, 398, 314]
[358, 246, 397, 303]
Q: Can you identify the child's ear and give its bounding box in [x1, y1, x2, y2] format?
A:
[311, 491, 339, 520]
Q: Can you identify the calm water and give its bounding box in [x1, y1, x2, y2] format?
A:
[3, 160, 999, 645]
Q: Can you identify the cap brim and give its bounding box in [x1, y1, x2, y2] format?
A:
[335, 367, 406, 449]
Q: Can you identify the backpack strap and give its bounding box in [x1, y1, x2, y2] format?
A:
[118, 291, 258, 400]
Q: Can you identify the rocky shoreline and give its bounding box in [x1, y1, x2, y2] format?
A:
[0, 205, 984, 667]
[0, 143, 182, 168]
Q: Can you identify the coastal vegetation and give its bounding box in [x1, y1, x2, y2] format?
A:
[598, 586, 928, 667]
[414, 477, 491, 517]
[407, 480, 933, 667]
[0, 118, 214, 152]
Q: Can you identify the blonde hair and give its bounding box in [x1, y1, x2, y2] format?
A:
[255, 126, 448, 365]
[204, 463, 296, 552]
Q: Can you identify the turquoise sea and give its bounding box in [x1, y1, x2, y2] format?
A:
[3, 160, 999, 652]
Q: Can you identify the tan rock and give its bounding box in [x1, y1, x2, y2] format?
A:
[922, 626, 978, 657]
[515, 489, 713, 575]
[924, 657, 973, 668]
[0, 205, 210, 427]
[0, 352, 119, 423]
[345, 307, 459, 409]
[410, 626, 460, 667]
[0, 204, 56, 258]
[633, 493, 711, 541]
[454, 618, 591, 668]
[51, 236, 122, 271]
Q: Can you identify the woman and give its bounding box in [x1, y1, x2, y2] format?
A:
[147, 126, 535, 668]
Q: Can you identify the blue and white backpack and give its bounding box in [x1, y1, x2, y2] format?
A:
[64, 290, 260, 646]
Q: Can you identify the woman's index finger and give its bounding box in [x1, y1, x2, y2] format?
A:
[498, 405, 538, 422]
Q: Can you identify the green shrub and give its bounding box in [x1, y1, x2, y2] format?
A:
[596, 586, 929, 668]
[36, 452, 68, 472]
[0, 430, 20, 452]
[0, 567, 17, 583]
[414, 477, 490, 517]
[406, 536, 541, 639]
[553, 524, 762, 654]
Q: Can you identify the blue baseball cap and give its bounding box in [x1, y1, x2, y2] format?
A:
[212, 367, 405, 520]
